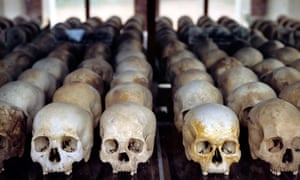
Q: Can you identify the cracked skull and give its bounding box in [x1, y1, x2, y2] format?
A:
[182, 103, 241, 175]
[248, 98, 300, 176]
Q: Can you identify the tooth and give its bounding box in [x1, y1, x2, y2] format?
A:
[202, 171, 208, 176]
[224, 171, 229, 175]
[270, 168, 281, 176]
[293, 170, 298, 175]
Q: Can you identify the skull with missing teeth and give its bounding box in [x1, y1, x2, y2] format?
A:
[30, 102, 93, 175]
[99, 102, 156, 175]
[248, 98, 300, 176]
[182, 103, 241, 175]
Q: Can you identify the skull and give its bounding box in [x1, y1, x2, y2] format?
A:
[290, 59, 300, 71]
[105, 83, 153, 110]
[252, 58, 285, 78]
[53, 83, 102, 128]
[218, 66, 258, 96]
[270, 46, 300, 65]
[32, 57, 69, 85]
[182, 103, 241, 175]
[99, 102, 156, 175]
[173, 80, 223, 132]
[0, 101, 26, 171]
[18, 68, 57, 101]
[0, 81, 45, 132]
[115, 50, 146, 65]
[258, 40, 284, 58]
[198, 49, 227, 69]
[279, 81, 300, 110]
[226, 82, 277, 127]
[63, 68, 104, 95]
[31, 102, 93, 175]
[172, 69, 214, 94]
[233, 47, 263, 68]
[248, 98, 300, 176]
[110, 71, 150, 89]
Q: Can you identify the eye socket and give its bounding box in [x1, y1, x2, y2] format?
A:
[128, 138, 144, 153]
[196, 141, 212, 154]
[34, 136, 49, 152]
[0, 135, 8, 149]
[62, 136, 77, 152]
[266, 137, 283, 153]
[104, 139, 118, 153]
[222, 141, 237, 154]
[292, 137, 300, 152]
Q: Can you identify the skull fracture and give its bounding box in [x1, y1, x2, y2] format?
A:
[248, 98, 300, 176]
[31, 102, 93, 175]
[99, 102, 156, 175]
[182, 103, 241, 175]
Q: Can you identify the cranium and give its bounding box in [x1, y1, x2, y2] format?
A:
[182, 103, 241, 175]
[0, 101, 26, 172]
[261, 66, 300, 93]
[226, 82, 277, 127]
[63, 68, 104, 95]
[218, 66, 258, 97]
[0, 81, 45, 131]
[270, 46, 300, 65]
[279, 81, 300, 109]
[31, 102, 93, 175]
[99, 102, 156, 175]
[173, 80, 223, 132]
[115, 50, 146, 65]
[18, 68, 57, 101]
[290, 59, 300, 71]
[110, 71, 150, 89]
[258, 40, 284, 58]
[198, 49, 227, 69]
[252, 58, 285, 78]
[105, 83, 152, 110]
[53, 83, 102, 128]
[233, 47, 263, 68]
[248, 98, 300, 176]
[32, 57, 69, 85]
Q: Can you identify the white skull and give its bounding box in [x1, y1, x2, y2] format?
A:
[182, 103, 241, 175]
[198, 49, 227, 69]
[63, 68, 104, 95]
[32, 57, 69, 85]
[226, 82, 277, 127]
[99, 102, 156, 175]
[173, 80, 223, 132]
[110, 71, 150, 89]
[53, 83, 102, 128]
[218, 66, 258, 96]
[279, 81, 300, 110]
[0, 101, 26, 171]
[0, 81, 45, 132]
[248, 98, 300, 176]
[270, 46, 300, 65]
[252, 58, 285, 78]
[105, 83, 152, 110]
[31, 102, 93, 175]
[18, 68, 57, 101]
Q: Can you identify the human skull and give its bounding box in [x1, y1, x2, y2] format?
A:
[182, 103, 241, 175]
[252, 58, 285, 78]
[248, 98, 300, 176]
[233, 47, 263, 68]
[173, 80, 223, 132]
[0, 81, 45, 132]
[63, 68, 104, 95]
[270, 46, 300, 65]
[0, 101, 26, 172]
[198, 49, 227, 69]
[218, 66, 258, 96]
[105, 83, 152, 110]
[53, 83, 102, 128]
[290, 59, 300, 71]
[110, 71, 150, 89]
[99, 102, 156, 175]
[31, 102, 93, 175]
[258, 40, 284, 58]
[226, 82, 277, 127]
[32, 57, 69, 85]
[279, 81, 300, 110]
[18, 68, 57, 101]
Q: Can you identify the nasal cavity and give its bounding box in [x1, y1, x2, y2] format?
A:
[212, 148, 222, 164]
[282, 148, 293, 163]
[118, 152, 129, 162]
[49, 148, 61, 163]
